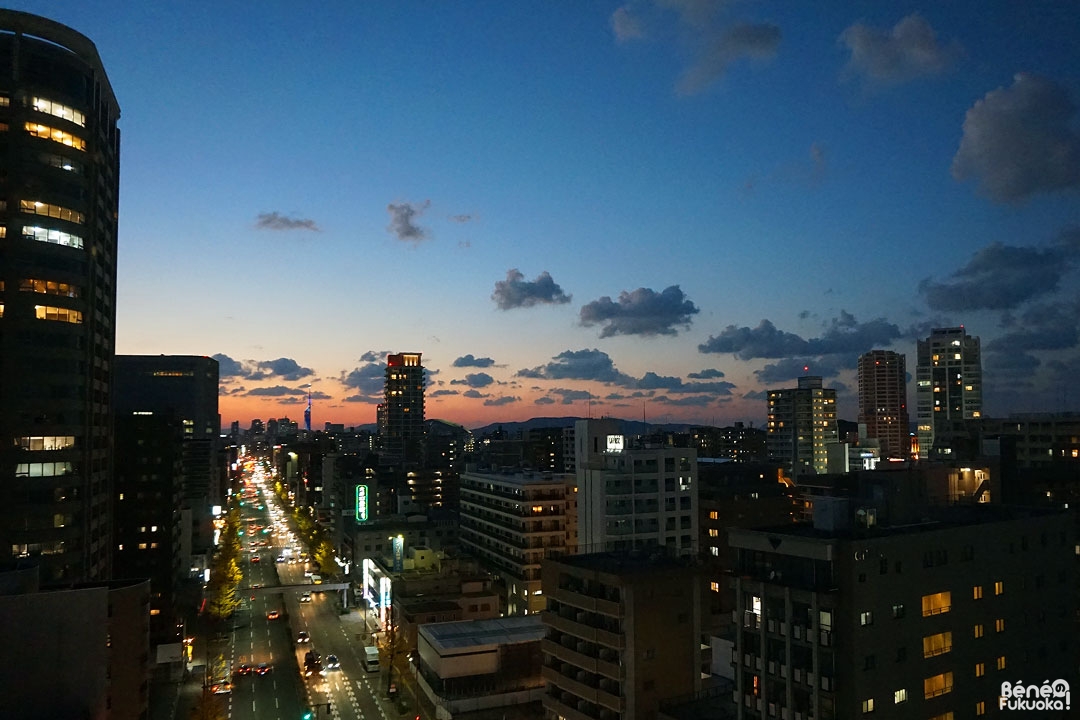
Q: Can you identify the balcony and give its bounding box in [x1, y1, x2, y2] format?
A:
[543, 665, 598, 703]
[555, 586, 622, 618]
[542, 639, 624, 681]
[542, 693, 597, 720]
[544, 610, 597, 643]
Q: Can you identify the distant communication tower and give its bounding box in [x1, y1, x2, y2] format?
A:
[304, 388, 312, 432]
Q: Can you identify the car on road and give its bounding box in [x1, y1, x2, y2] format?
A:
[276, 555, 286, 563]
[297, 630, 311, 643]
[267, 610, 280, 620]
[235, 664, 253, 676]
[250, 555, 260, 563]
[325, 654, 340, 670]
[256, 663, 272, 675]
[211, 681, 233, 694]
[300, 592, 312, 603]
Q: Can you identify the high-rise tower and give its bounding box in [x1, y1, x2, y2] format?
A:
[0, 11, 120, 583]
[766, 376, 837, 475]
[857, 350, 910, 459]
[380, 352, 425, 464]
[916, 327, 982, 458]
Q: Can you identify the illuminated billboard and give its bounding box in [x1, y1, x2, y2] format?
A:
[355, 484, 369, 522]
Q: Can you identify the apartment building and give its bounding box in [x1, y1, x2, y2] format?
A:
[728, 501, 1074, 719]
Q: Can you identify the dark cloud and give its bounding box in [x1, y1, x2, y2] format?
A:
[430, 389, 459, 397]
[653, 394, 717, 407]
[255, 211, 320, 232]
[839, 13, 959, 85]
[462, 390, 487, 399]
[580, 285, 699, 338]
[919, 231, 1080, 312]
[452, 354, 495, 368]
[386, 200, 431, 243]
[986, 351, 1041, 373]
[517, 349, 634, 384]
[492, 269, 571, 310]
[742, 389, 769, 401]
[988, 301, 1080, 354]
[677, 22, 781, 95]
[484, 396, 519, 407]
[450, 373, 495, 388]
[952, 74, 1080, 203]
[612, 1, 779, 94]
[699, 313, 900, 358]
[339, 357, 386, 402]
[547, 388, 594, 405]
[688, 368, 724, 379]
[213, 353, 246, 378]
[755, 358, 841, 384]
[359, 350, 388, 363]
[246, 385, 306, 397]
[210, 354, 313, 381]
[535, 396, 556, 405]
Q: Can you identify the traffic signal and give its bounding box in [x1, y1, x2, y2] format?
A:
[301, 712, 313, 720]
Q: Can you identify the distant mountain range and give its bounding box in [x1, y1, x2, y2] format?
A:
[467, 416, 700, 436]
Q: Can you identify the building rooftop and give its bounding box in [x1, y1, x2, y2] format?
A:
[461, 468, 573, 485]
[420, 615, 545, 653]
[551, 548, 696, 574]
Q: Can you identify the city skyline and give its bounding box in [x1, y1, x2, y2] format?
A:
[9, 1, 1079, 429]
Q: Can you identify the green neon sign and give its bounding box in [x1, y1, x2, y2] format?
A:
[355, 484, 369, 522]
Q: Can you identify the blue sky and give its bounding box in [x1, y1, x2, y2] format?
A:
[11, 1, 1080, 427]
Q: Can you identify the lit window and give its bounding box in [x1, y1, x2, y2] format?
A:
[975, 662, 985, 677]
[118, 544, 123, 551]
[924, 671, 954, 699]
[708, 528, 719, 537]
[138, 543, 147, 550]
[860, 611, 873, 626]
[14, 436, 76, 451]
[976, 701, 986, 715]
[709, 511, 718, 520]
[710, 546, 719, 556]
[974, 624, 984, 638]
[19, 279, 79, 297]
[994, 581, 1004, 595]
[31, 96, 86, 127]
[928, 713, 955, 720]
[921, 591, 951, 616]
[861, 698, 874, 713]
[922, 631, 952, 658]
[710, 581, 719, 592]
[34, 305, 82, 324]
[20, 200, 84, 224]
[24, 122, 85, 150]
[22, 225, 84, 249]
[894, 688, 907, 704]
[996, 655, 1006, 670]
[973, 585, 983, 599]
[892, 603, 905, 618]
[995, 618, 1004, 633]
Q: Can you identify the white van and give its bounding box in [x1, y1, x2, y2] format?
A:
[363, 646, 379, 672]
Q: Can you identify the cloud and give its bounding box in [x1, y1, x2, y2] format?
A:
[742, 389, 768, 401]
[386, 200, 431, 242]
[919, 230, 1080, 312]
[211, 354, 314, 381]
[952, 73, 1080, 203]
[653, 394, 717, 407]
[452, 354, 495, 368]
[988, 300, 1080, 354]
[754, 358, 841, 384]
[484, 396, 519, 407]
[429, 389, 459, 397]
[339, 357, 387, 401]
[255, 211, 320, 232]
[580, 285, 699, 338]
[698, 313, 901, 358]
[246, 385, 306, 397]
[611, 5, 645, 42]
[492, 269, 572, 310]
[545, 388, 594, 405]
[534, 396, 557, 406]
[688, 368, 725, 379]
[517, 349, 633, 384]
[213, 353, 246, 378]
[839, 13, 959, 85]
[450, 373, 495, 388]
[677, 22, 781, 95]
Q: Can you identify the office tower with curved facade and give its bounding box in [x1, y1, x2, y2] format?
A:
[0, 11, 120, 583]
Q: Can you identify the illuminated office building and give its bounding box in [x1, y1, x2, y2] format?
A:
[380, 352, 426, 464]
[0, 10, 121, 583]
[857, 350, 910, 459]
[916, 328, 982, 459]
[767, 377, 837, 476]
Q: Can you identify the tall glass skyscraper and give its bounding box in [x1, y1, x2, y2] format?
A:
[916, 327, 982, 459]
[0, 11, 120, 583]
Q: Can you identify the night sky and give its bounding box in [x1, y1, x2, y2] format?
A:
[10, 1, 1079, 428]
